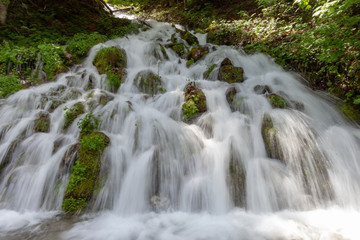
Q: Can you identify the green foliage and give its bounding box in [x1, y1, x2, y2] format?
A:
[0, 74, 22, 98]
[77, 112, 101, 136]
[186, 58, 195, 67]
[38, 44, 66, 79]
[62, 197, 87, 213]
[64, 103, 85, 129]
[67, 33, 108, 58]
[182, 98, 199, 119]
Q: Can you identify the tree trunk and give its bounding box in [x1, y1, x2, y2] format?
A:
[0, 1, 8, 25]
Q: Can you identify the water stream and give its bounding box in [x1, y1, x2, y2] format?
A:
[0, 18, 360, 240]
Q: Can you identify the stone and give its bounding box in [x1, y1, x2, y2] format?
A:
[218, 58, 244, 83]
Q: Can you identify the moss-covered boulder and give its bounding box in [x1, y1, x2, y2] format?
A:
[64, 102, 85, 130]
[218, 58, 244, 83]
[166, 43, 187, 58]
[203, 64, 217, 79]
[182, 82, 207, 120]
[93, 46, 127, 92]
[134, 70, 165, 96]
[34, 112, 50, 133]
[228, 157, 246, 207]
[185, 46, 209, 67]
[180, 31, 199, 46]
[261, 114, 284, 162]
[266, 93, 287, 109]
[62, 131, 110, 214]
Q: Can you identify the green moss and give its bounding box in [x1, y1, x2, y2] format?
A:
[64, 102, 85, 129]
[203, 64, 217, 79]
[169, 43, 186, 57]
[77, 112, 101, 136]
[93, 46, 127, 92]
[67, 33, 108, 59]
[62, 132, 110, 214]
[186, 58, 195, 67]
[267, 94, 287, 109]
[34, 112, 50, 133]
[180, 31, 199, 46]
[261, 114, 284, 162]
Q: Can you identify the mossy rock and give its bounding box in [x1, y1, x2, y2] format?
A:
[261, 114, 284, 163]
[93, 46, 127, 92]
[203, 64, 217, 79]
[182, 82, 207, 120]
[218, 58, 244, 83]
[62, 132, 110, 214]
[254, 85, 271, 95]
[266, 93, 287, 109]
[228, 157, 246, 207]
[166, 43, 187, 58]
[226, 87, 237, 111]
[159, 44, 169, 60]
[186, 46, 209, 62]
[64, 102, 85, 130]
[134, 70, 166, 96]
[34, 112, 50, 133]
[180, 31, 199, 46]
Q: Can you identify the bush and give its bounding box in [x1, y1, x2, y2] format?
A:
[0, 75, 22, 98]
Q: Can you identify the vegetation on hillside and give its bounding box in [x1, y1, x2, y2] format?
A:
[107, 0, 360, 121]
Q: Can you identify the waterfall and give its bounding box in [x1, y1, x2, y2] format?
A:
[0, 19, 360, 240]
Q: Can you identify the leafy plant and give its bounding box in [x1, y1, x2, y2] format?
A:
[0, 74, 22, 98]
[77, 112, 100, 136]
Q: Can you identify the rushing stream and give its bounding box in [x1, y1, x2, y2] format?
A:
[0, 17, 360, 240]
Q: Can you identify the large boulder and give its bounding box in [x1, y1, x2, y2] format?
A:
[218, 58, 244, 83]
[182, 83, 207, 120]
[134, 70, 166, 96]
[93, 46, 127, 92]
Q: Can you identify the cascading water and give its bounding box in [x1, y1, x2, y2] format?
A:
[0, 18, 360, 240]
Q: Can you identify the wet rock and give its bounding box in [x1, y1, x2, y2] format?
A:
[228, 156, 246, 207]
[266, 93, 287, 109]
[63, 102, 85, 130]
[203, 64, 217, 79]
[226, 87, 237, 108]
[93, 46, 127, 92]
[254, 85, 271, 95]
[218, 58, 244, 83]
[186, 46, 209, 63]
[62, 132, 110, 214]
[34, 112, 50, 133]
[85, 90, 114, 110]
[0, 138, 21, 174]
[182, 82, 207, 120]
[134, 70, 166, 96]
[61, 143, 80, 169]
[261, 114, 284, 163]
[159, 44, 169, 60]
[290, 100, 305, 111]
[150, 195, 170, 212]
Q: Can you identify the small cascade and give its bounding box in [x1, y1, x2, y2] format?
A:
[0, 20, 360, 240]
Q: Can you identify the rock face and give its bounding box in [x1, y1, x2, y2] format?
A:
[228, 156, 246, 207]
[93, 46, 127, 92]
[134, 70, 165, 96]
[218, 58, 244, 83]
[185, 46, 209, 67]
[261, 114, 284, 163]
[182, 83, 207, 120]
[34, 112, 50, 133]
[62, 131, 110, 214]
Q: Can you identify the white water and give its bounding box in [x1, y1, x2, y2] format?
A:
[0, 19, 360, 239]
